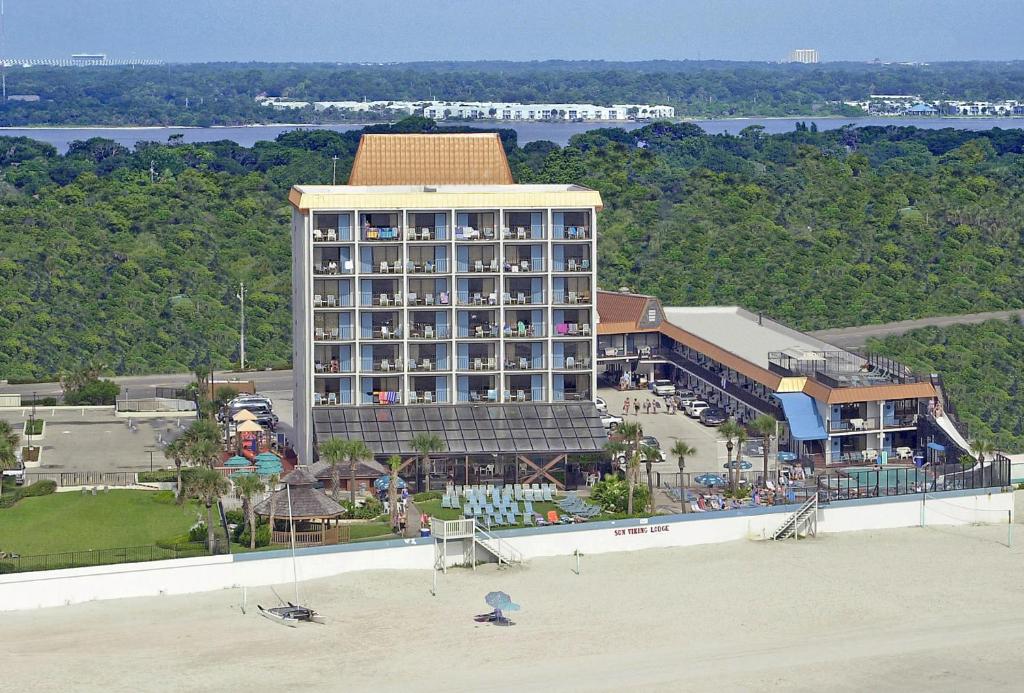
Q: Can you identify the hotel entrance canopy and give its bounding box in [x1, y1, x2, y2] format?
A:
[313, 403, 608, 457]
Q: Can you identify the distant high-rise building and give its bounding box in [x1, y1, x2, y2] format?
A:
[787, 49, 820, 64]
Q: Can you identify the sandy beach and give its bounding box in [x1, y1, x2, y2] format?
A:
[4, 522, 1023, 692]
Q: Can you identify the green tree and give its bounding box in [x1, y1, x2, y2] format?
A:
[343, 439, 373, 506]
[410, 433, 443, 494]
[186, 467, 230, 553]
[163, 437, 187, 502]
[718, 421, 747, 494]
[318, 437, 349, 501]
[234, 472, 265, 550]
[387, 454, 403, 532]
[750, 415, 778, 482]
[670, 440, 696, 513]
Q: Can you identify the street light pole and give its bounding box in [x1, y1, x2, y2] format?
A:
[332, 156, 339, 185]
[236, 282, 246, 371]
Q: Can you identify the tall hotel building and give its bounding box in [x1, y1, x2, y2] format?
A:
[289, 134, 607, 476]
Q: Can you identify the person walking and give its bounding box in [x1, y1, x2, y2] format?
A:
[623, 397, 631, 416]
[634, 399, 641, 416]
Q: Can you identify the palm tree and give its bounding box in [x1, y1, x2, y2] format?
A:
[186, 467, 230, 554]
[410, 433, 443, 493]
[343, 439, 373, 506]
[670, 440, 696, 514]
[266, 472, 280, 537]
[0, 420, 19, 449]
[387, 454, 403, 532]
[163, 438, 186, 502]
[750, 415, 778, 483]
[609, 421, 649, 515]
[318, 437, 349, 501]
[188, 438, 220, 470]
[718, 421, 746, 494]
[234, 472, 265, 550]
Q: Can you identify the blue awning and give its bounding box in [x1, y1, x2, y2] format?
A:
[775, 393, 828, 441]
[927, 442, 946, 452]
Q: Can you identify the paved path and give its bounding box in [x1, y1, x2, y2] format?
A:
[811, 310, 1024, 349]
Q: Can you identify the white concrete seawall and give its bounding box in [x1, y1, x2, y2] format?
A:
[0, 488, 1012, 612]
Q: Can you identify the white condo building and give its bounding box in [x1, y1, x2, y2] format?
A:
[289, 133, 603, 466]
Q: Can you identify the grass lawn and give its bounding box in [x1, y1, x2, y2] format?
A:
[0, 490, 202, 555]
[348, 521, 396, 542]
[416, 498, 566, 527]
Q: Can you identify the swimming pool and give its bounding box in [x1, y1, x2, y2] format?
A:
[840, 466, 927, 489]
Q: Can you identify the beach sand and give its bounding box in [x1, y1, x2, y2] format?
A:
[5, 524, 1023, 692]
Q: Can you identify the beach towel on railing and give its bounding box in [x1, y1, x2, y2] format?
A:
[387, 391, 399, 404]
[378, 391, 387, 404]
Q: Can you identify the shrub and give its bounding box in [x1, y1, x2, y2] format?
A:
[589, 473, 649, 514]
[0, 479, 57, 509]
[23, 397, 57, 406]
[138, 468, 199, 484]
[238, 523, 271, 548]
[342, 496, 383, 519]
[225, 509, 245, 526]
[188, 522, 207, 543]
[23, 419, 44, 436]
[64, 378, 120, 405]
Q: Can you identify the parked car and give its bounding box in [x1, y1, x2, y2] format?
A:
[651, 379, 675, 396]
[219, 400, 276, 424]
[594, 396, 608, 414]
[253, 412, 280, 430]
[685, 400, 709, 418]
[229, 393, 274, 409]
[601, 413, 623, 431]
[675, 387, 696, 400]
[641, 436, 665, 462]
[699, 407, 728, 426]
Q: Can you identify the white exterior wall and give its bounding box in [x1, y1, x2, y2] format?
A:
[291, 209, 313, 465]
[0, 489, 1011, 612]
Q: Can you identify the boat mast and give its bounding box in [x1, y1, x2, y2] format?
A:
[286, 482, 299, 603]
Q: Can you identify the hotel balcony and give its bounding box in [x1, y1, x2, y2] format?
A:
[409, 374, 449, 404]
[406, 252, 449, 275]
[360, 247, 403, 275]
[504, 343, 545, 371]
[407, 212, 449, 242]
[827, 417, 880, 434]
[504, 374, 545, 402]
[313, 377, 354, 406]
[408, 317, 451, 340]
[457, 374, 499, 403]
[504, 308, 544, 338]
[313, 248, 354, 276]
[552, 309, 592, 337]
[503, 245, 545, 273]
[313, 279, 353, 308]
[551, 248, 592, 273]
[456, 249, 499, 273]
[454, 212, 498, 241]
[408, 343, 448, 372]
[552, 277, 592, 306]
[552, 344, 592, 370]
[553, 372, 592, 401]
[407, 279, 450, 307]
[359, 212, 402, 242]
[312, 213, 353, 243]
[314, 345, 353, 374]
[359, 279, 403, 307]
[552, 212, 592, 240]
[360, 376, 403, 405]
[503, 277, 545, 305]
[456, 345, 499, 372]
[313, 323, 354, 342]
[502, 211, 545, 240]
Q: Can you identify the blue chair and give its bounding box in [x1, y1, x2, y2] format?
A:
[524, 501, 534, 516]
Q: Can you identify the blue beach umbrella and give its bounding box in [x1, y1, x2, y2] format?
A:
[374, 475, 407, 491]
[225, 455, 250, 467]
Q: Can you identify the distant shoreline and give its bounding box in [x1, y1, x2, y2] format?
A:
[1, 114, 1022, 131]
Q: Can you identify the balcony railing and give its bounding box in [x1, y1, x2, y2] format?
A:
[657, 347, 785, 420]
[313, 326, 354, 341]
[503, 291, 545, 305]
[460, 389, 499, 402]
[407, 259, 449, 274]
[313, 260, 353, 275]
[504, 323, 544, 338]
[408, 358, 446, 372]
[312, 294, 354, 308]
[503, 388, 544, 402]
[364, 260, 403, 275]
[406, 226, 448, 241]
[409, 390, 447, 404]
[504, 357, 544, 371]
[456, 291, 499, 306]
[551, 258, 592, 272]
[408, 325, 451, 339]
[363, 359, 404, 373]
[457, 325, 500, 339]
[312, 228, 353, 243]
[554, 322, 592, 337]
[361, 327, 403, 340]
[457, 259, 499, 273]
[827, 417, 879, 433]
[552, 356, 592, 370]
[361, 226, 402, 242]
[360, 293, 403, 307]
[553, 389, 590, 402]
[502, 225, 545, 240]
[364, 391, 403, 405]
[454, 226, 497, 241]
[406, 293, 451, 307]
[457, 356, 499, 371]
[503, 258, 545, 273]
[314, 360, 353, 374]
[883, 414, 920, 429]
[313, 391, 353, 406]
[551, 290, 592, 305]
[552, 225, 591, 240]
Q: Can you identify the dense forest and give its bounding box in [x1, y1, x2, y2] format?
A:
[3, 117, 1024, 443]
[6, 60, 1024, 125]
[867, 320, 1024, 452]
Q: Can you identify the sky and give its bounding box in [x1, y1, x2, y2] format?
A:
[6, 0, 1024, 63]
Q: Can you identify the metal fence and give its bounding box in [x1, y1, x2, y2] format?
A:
[814, 458, 1010, 503]
[25, 471, 138, 487]
[0, 542, 215, 574]
[116, 397, 196, 413]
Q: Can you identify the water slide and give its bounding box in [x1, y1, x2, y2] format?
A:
[933, 414, 975, 457]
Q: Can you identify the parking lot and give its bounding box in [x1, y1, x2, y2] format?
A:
[596, 387, 758, 478]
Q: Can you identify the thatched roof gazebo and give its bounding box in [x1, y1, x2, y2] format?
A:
[254, 467, 345, 545]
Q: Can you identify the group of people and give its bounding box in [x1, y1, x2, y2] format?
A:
[621, 396, 680, 416]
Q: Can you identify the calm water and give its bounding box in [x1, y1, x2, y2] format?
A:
[3, 117, 1024, 152]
